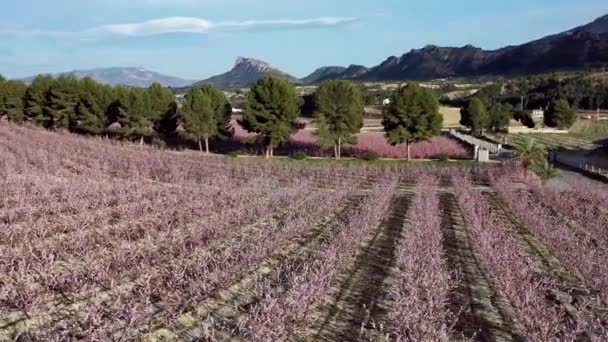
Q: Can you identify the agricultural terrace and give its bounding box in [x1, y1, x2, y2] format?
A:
[1, 121, 608, 341]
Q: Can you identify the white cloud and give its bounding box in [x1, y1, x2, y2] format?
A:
[102, 17, 214, 36]
[0, 16, 358, 39]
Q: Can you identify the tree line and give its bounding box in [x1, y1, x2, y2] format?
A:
[1, 74, 444, 160]
[0, 74, 179, 142]
[458, 78, 579, 134]
[240, 77, 442, 159]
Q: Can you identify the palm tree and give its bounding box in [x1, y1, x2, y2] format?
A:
[515, 139, 545, 177]
[533, 159, 560, 186]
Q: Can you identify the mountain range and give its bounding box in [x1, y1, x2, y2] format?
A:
[14, 14, 608, 88]
[198, 14, 608, 87]
[20, 67, 194, 88]
[301, 13, 608, 83]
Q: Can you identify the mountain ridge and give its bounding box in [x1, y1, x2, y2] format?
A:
[320, 13, 608, 81]
[19, 67, 194, 88]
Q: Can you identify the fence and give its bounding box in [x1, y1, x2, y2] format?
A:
[552, 152, 608, 179]
[448, 129, 503, 155]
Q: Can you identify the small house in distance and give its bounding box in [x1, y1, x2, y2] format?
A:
[531, 108, 545, 128]
[506, 108, 568, 134]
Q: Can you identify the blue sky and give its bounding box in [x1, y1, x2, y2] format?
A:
[0, 0, 606, 80]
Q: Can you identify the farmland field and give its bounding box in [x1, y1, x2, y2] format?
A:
[487, 120, 608, 151]
[487, 132, 598, 150]
[2, 122, 608, 341]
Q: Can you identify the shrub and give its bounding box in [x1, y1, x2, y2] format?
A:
[289, 151, 308, 160]
[151, 137, 167, 150]
[359, 151, 380, 161]
[435, 154, 449, 162]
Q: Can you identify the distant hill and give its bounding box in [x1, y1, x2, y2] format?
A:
[300, 66, 347, 84]
[308, 14, 608, 81]
[20, 67, 193, 87]
[194, 57, 299, 88]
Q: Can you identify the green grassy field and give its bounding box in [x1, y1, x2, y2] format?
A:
[569, 120, 608, 140]
[487, 120, 608, 151]
[487, 133, 597, 150]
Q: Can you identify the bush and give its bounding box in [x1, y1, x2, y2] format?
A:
[151, 137, 167, 150]
[435, 154, 449, 162]
[359, 151, 380, 161]
[289, 151, 308, 160]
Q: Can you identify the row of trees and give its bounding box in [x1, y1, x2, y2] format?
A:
[460, 98, 512, 134]
[460, 95, 577, 134]
[1, 74, 444, 160]
[0, 74, 178, 143]
[240, 77, 442, 159]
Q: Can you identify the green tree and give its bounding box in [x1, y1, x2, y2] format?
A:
[0, 79, 27, 122]
[240, 76, 302, 158]
[533, 159, 560, 186]
[70, 92, 105, 135]
[313, 80, 364, 159]
[382, 84, 443, 160]
[545, 99, 576, 129]
[183, 85, 232, 154]
[155, 102, 179, 135]
[44, 75, 81, 129]
[489, 103, 512, 132]
[461, 97, 490, 135]
[23, 75, 54, 127]
[121, 88, 153, 144]
[147, 82, 176, 132]
[105, 85, 130, 126]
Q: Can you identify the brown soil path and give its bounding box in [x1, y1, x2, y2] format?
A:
[485, 192, 608, 328]
[439, 192, 520, 342]
[145, 195, 365, 341]
[291, 193, 412, 341]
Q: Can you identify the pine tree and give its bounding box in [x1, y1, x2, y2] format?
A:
[240, 76, 302, 158]
[70, 92, 105, 135]
[147, 82, 175, 125]
[489, 103, 512, 132]
[0, 80, 27, 122]
[44, 75, 80, 129]
[545, 99, 576, 129]
[461, 97, 489, 135]
[183, 85, 231, 154]
[121, 88, 153, 144]
[23, 75, 54, 127]
[382, 84, 443, 160]
[155, 102, 179, 135]
[313, 80, 364, 159]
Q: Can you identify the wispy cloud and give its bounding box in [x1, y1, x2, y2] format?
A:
[0, 16, 359, 39]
